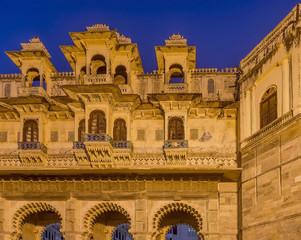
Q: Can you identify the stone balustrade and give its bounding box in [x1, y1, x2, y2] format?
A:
[50, 72, 75, 77]
[83, 74, 112, 85]
[17, 87, 47, 98]
[18, 142, 47, 153]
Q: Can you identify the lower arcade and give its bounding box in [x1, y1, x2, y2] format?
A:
[0, 172, 239, 240]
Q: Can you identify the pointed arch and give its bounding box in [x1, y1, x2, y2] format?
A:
[260, 86, 277, 128]
[113, 118, 127, 141]
[152, 203, 203, 239]
[78, 119, 85, 142]
[83, 202, 131, 234]
[23, 119, 39, 142]
[88, 110, 106, 134]
[168, 117, 184, 140]
[12, 202, 62, 237]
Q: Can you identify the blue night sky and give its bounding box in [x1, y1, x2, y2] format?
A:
[0, 0, 299, 73]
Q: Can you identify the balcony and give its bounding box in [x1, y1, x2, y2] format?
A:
[83, 74, 112, 85]
[73, 141, 90, 166]
[83, 133, 113, 167]
[112, 141, 133, 164]
[18, 142, 47, 166]
[163, 140, 188, 165]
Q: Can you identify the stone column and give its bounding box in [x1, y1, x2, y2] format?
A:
[251, 85, 256, 134]
[282, 58, 290, 114]
[245, 89, 251, 137]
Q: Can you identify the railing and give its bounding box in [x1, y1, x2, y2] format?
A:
[50, 72, 75, 77]
[164, 83, 188, 93]
[118, 84, 131, 93]
[0, 73, 22, 78]
[243, 110, 294, 144]
[112, 141, 132, 149]
[84, 133, 112, 143]
[164, 140, 188, 148]
[18, 142, 47, 153]
[18, 87, 47, 98]
[83, 74, 112, 85]
[73, 141, 85, 149]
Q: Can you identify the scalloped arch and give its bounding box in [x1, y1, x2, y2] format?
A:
[12, 202, 62, 232]
[152, 203, 203, 233]
[83, 202, 131, 233]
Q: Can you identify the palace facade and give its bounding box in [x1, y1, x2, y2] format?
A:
[0, 4, 300, 240]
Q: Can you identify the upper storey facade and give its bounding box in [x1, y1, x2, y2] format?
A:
[239, 4, 301, 144]
[0, 25, 238, 172]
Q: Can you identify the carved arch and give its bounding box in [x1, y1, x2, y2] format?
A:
[152, 203, 203, 239]
[11, 202, 63, 238]
[83, 202, 131, 234]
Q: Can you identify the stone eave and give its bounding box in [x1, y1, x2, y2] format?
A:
[0, 168, 242, 181]
[5, 51, 57, 72]
[239, 4, 300, 78]
[148, 93, 201, 102]
[195, 101, 238, 109]
[62, 84, 141, 104]
[155, 45, 196, 71]
[60, 45, 85, 71]
[69, 31, 118, 49]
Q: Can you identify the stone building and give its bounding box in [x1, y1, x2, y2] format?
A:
[0, 4, 300, 240]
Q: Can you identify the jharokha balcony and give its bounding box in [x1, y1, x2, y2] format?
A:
[73, 134, 133, 167]
[163, 140, 188, 165]
[18, 142, 47, 166]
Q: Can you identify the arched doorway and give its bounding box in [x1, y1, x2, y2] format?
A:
[41, 223, 64, 240]
[152, 203, 204, 240]
[112, 224, 133, 240]
[12, 202, 63, 240]
[83, 203, 132, 240]
[165, 224, 198, 240]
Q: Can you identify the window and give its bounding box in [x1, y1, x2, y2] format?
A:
[88, 110, 106, 134]
[4, 83, 11, 97]
[208, 79, 215, 94]
[91, 55, 106, 74]
[137, 129, 145, 141]
[78, 119, 85, 141]
[23, 120, 38, 142]
[169, 64, 184, 83]
[168, 117, 184, 140]
[50, 131, 58, 142]
[113, 118, 127, 141]
[0, 132, 7, 142]
[114, 65, 127, 84]
[260, 87, 277, 128]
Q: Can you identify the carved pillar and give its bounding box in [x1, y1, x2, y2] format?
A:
[64, 198, 83, 240]
[282, 58, 290, 114]
[250, 85, 256, 134]
[245, 89, 251, 137]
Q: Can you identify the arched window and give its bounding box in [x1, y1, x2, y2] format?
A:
[78, 119, 85, 142]
[23, 120, 39, 142]
[168, 117, 184, 140]
[88, 110, 106, 134]
[4, 83, 11, 97]
[79, 66, 86, 80]
[260, 87, 277, 128]
[113, 118, 127, 141]
[26, 68, 40, 87]
[208, 79, 215, 94]
[114, 65, 127, 84]
[169, 64, 184, 83]
[91, 55, 106, 74]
